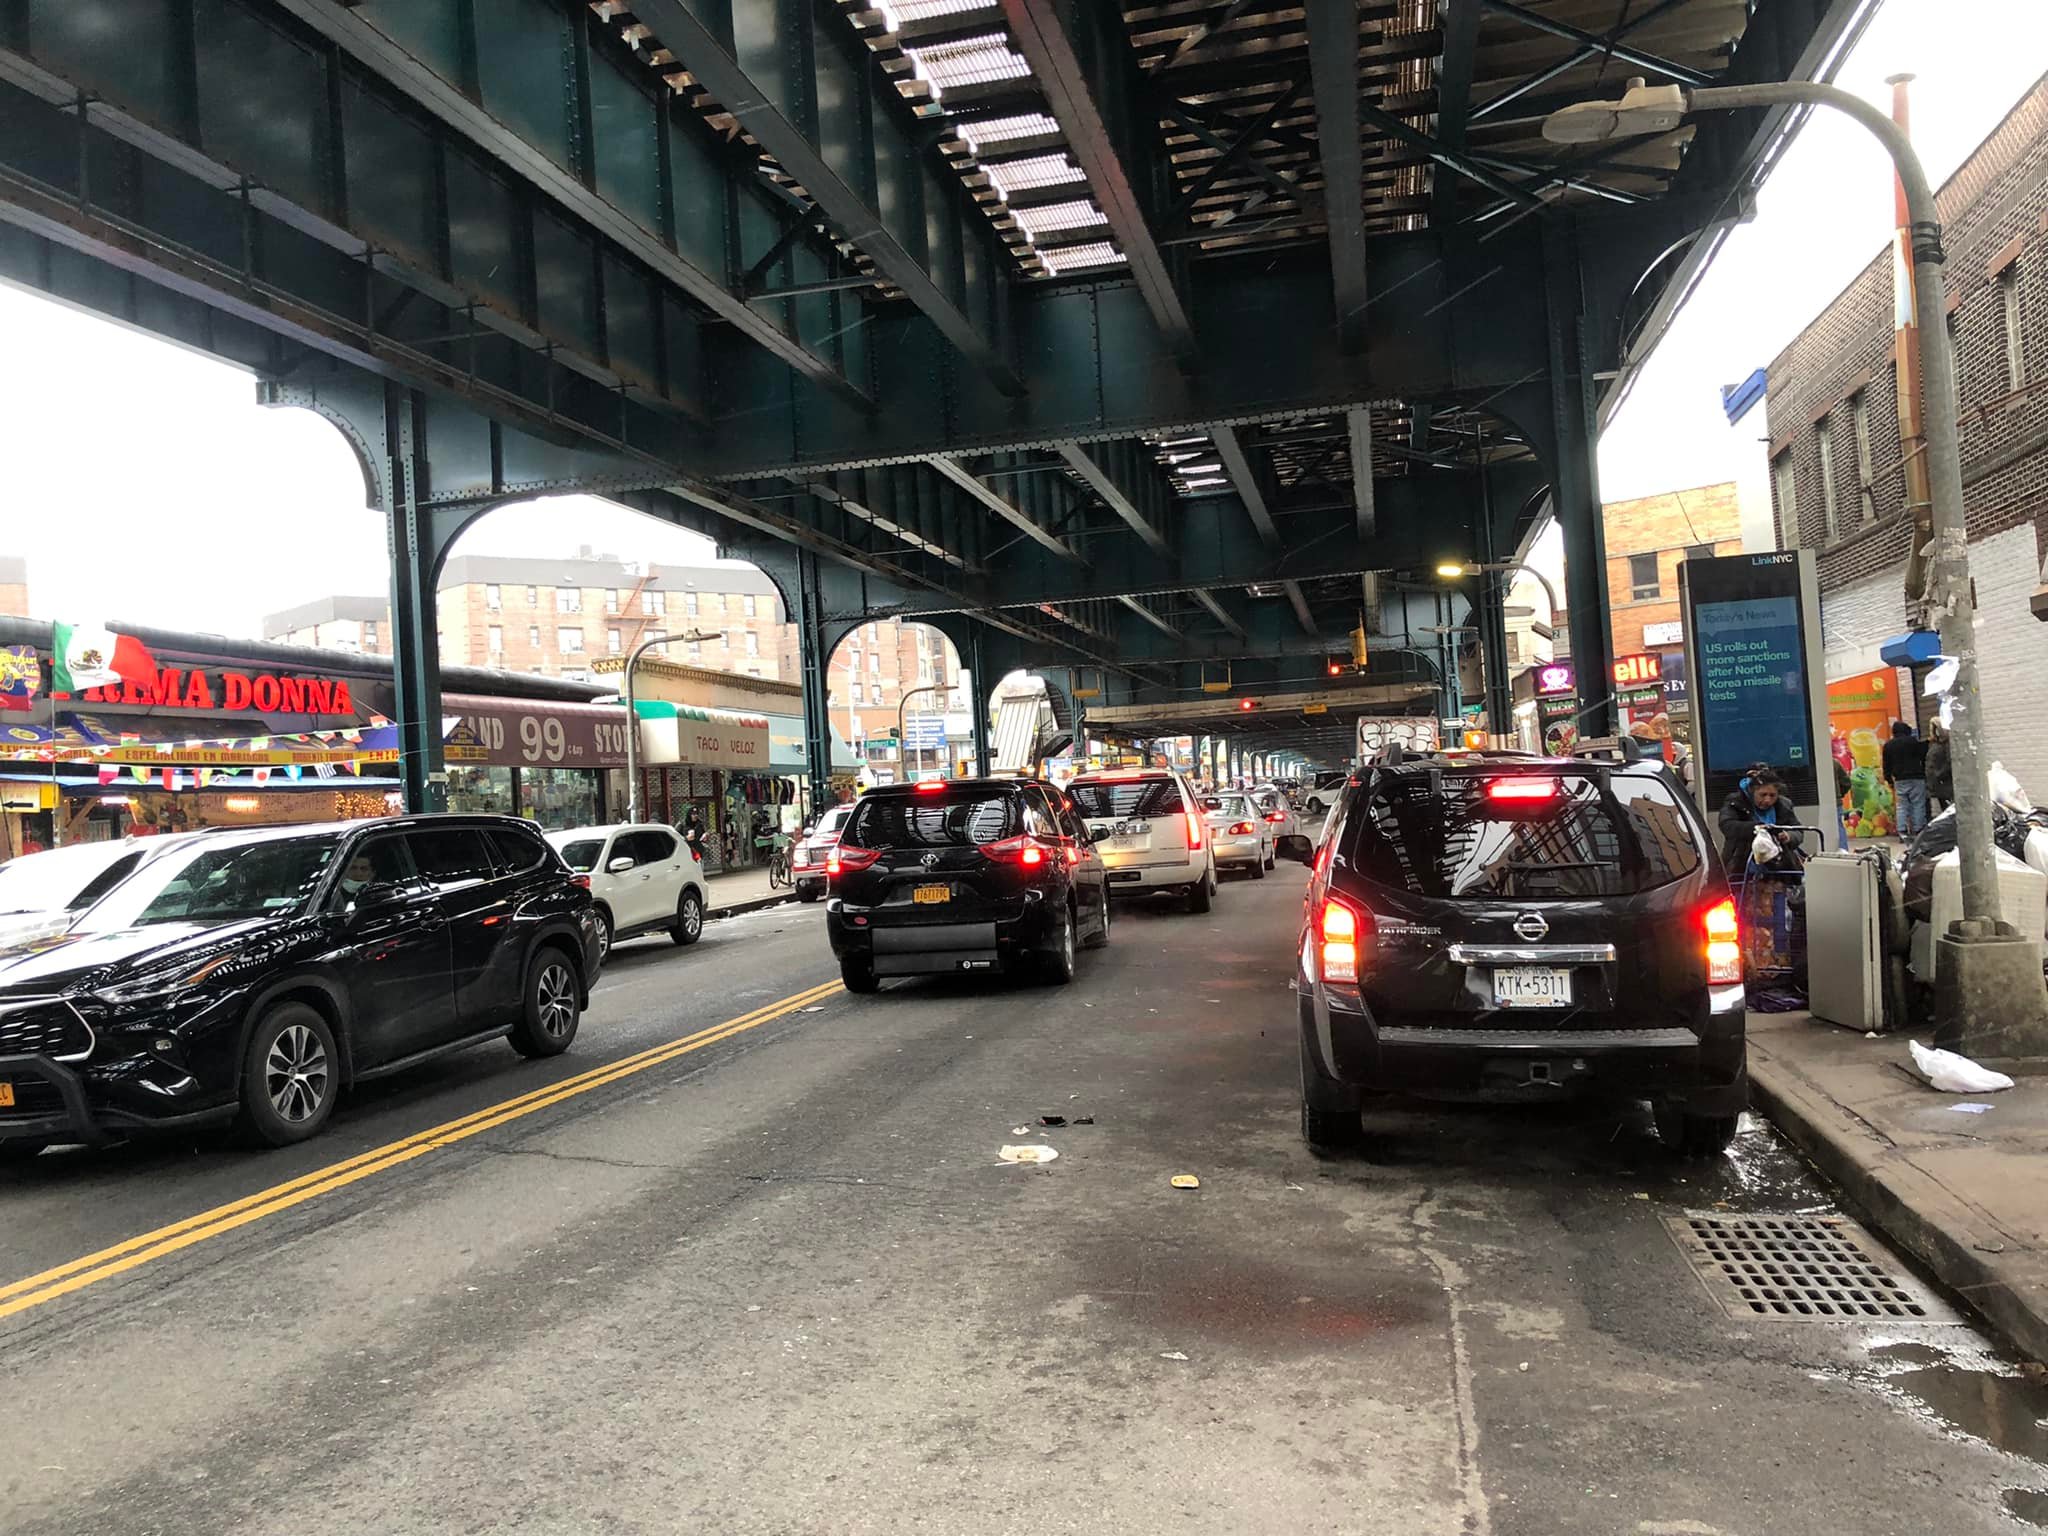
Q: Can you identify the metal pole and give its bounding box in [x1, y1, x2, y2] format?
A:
[897, 683, 940, 782]
[623, 630, 713, 824]
[1686, 81, 1998, 921]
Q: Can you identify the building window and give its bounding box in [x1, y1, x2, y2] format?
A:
[1685, 543, 1715, 566]
[1849, 391, 1875, 526]
[488, 625, 503, 654]
[558, 627, 584, 653]
[744, 631, 760, 656]
[868, 652, 881, 674]
[867, 622, 879, 641]
[1816, 416, 1839, 539]
[1773, 452, 1798, 549]
[557, 587, 581, 613]
[646, 629, 667, 644]
[2001, 265, 2023, 391]
[527, 625, 541, 648]
[362, 620, 379, 649]
[485, 584, 502, 611]
[605, 589, 620, 614]
[1505, 632, 1521, 664]
[1628, 552, 1660, 601]
[687, 641, 702, 662]
[607, 628, 622, 654]
[683, 591, 698, 616]
[526, 586, 538, 606]
[645, 591, 666, 617]
[743, 594, 757, 618]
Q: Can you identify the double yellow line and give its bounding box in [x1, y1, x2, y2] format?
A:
[0, 978, 842, 1322]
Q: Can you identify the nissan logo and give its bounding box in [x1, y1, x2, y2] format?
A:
[1513, 911, 1549, 941]
[920, 851, 941, 869]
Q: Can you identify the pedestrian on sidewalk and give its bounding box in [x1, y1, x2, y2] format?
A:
[1924, 722, 1953, 816]
[1882, 721, 1930, 839]
[1719, 767, 1806, 877]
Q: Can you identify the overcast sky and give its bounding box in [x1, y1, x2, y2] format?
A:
[2, 0, 2042, 640]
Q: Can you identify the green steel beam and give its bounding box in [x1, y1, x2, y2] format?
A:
[1117, 594, 1179, 638]
[628, 0, 1023, 396]
[1281, 580, 1318, 637]
[1432, 0, 1483, 225]
[1208, 423, 1278, 548]
[1306, 0, 1367, 352]
[924, 454, 1083, 563]
[1187, 588, 1248, 640]
[1057, 439, 1173, 555]
[1347, 407, 1377, 538]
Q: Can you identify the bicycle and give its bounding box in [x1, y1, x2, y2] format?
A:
[763, 833, 794, 889]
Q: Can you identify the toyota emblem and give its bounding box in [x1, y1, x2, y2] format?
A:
[920, 851, 941, 869]
[1513, 911, 1549, 941]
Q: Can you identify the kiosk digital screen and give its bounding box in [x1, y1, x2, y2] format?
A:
[1682, 555, 1819, 810]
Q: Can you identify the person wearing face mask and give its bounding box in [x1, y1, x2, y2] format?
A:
[1718, 766, 1805, 877]
[336, 851, 380, 905]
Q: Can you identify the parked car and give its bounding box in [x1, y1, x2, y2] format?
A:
[825, 778, 1109, 992]
[0, 816, 603, 1156]
[0, 835, 202, 951]
[547, 823, 706, 954]
[1250, 784, 1308, 862]
[1068, 769, 1219, 912]
[791, 804, 855, 902]
[1295, 750, 1745, 1157]
[1300, 770, 1351, 817]
[1200, 791, 1272, 878]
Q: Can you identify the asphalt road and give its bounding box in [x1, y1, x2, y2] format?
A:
[2, 870, 2044, 1535]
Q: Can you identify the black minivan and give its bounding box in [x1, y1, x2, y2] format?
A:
[1295, 751, 1746, 1156]
[824, 779, 1110, 992]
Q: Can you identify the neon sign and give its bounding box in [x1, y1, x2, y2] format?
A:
[65, 668, 355, 715]
[1611, 653, 1662, 688]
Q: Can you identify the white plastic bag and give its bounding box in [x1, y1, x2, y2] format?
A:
[1751, 827, 1781, 865]
[1909, 1039, 2015, 1094]
[1988, 761, 2033, 814]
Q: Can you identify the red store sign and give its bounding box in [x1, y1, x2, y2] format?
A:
[66, 667, 356, 715]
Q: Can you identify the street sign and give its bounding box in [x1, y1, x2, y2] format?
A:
[902, 713, 946, 749]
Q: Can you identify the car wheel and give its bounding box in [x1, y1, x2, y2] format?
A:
[1655, 1100, 1741, 1157]
[511, 947, 581, 1058]
[1083, 886, 1111, 949]
[840, 956, 879, 993]
[672, 888, 705, 946]
[798, 885, 821, 904]
[238, 1001, 338, 1148]
[594, 907, 614, 959]
[1042, 901, 1078, 984]
[1252, 852, 1267, 880]
[1185, 874, 1213, 914]
[1299, 1030, 1363, 1156]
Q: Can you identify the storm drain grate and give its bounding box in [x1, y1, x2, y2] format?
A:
[1665, 1212, 1963, 1323]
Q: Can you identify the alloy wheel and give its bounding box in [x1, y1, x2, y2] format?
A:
[682, 894, 703, 940]
[536, 961, 577, 1038]
[265, 1023, 330, 1124]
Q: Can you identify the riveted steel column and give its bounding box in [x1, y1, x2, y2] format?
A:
[1476, 445, 1513, 737]
[970, 624, 993, 778]
[796, 549, 835, 810]
[385, 385, 448, 813]
[1544, 217, 1613, 736]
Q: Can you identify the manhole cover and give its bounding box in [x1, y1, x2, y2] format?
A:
[1665, 1212, 1963, 1323]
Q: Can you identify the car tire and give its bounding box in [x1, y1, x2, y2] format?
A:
[799, 885, 821, 904]
[594, 906, 614, 959]
[1299, 1032, 1363, 1155]
[1251, 854, 1267, 880]
[672, 888, 705, 946]
[1186, 873, 1213, 914]
[1655, 1100, 1741, 1157]
[510, 946, 581, 1058]
[237, 1001, 339, 1148]
[1042, 901, 1079, 984]
[840, 957, 879, 993]
[1083, 887, 1111, 949]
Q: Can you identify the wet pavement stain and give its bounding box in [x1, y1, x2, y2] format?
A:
[1855, 1340, 2048, 1527]
[1075, 1251, 1441, 1355]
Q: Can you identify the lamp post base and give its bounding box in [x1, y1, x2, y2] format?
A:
[1933, 918, 2048, 1060]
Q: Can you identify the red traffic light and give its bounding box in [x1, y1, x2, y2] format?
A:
[1238, 698, 1256, 711]
[1326, 660, 1343, 676]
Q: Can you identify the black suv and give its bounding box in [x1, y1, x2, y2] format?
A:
[825, 779, 1110, 992]
[1295, 751, 1745, 1156]
[0, 816, 603, 1156]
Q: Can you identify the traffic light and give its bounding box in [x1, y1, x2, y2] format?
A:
[1324, 657, 1345, 677]
[1349, 623, 1369, 668]
[1238, 698, 1257, 712]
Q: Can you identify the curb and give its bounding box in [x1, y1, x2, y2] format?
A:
[706, 892, 797, 921]
[1749, 1045, 2048, 1363]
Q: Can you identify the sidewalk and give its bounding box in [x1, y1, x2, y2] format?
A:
[702, 865, 796, 918]
[1748, 1009, 2048, 1360]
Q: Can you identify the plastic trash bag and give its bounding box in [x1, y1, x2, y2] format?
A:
[1751, 828, 1781, 865]
[1988, 762, 2033, 814]
[1909, 1039, 2015, 1094]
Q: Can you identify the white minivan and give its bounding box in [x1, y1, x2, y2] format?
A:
[1067, 769, 1219, 913]
[547, 823, 707, 955]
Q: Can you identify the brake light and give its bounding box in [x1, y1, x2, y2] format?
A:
[983, 835, 1053, 869]
[1265, 811, 1287, 822]
[827, 845, 881, 877]
[1063, 844, 1083, 865]
[1229, 821, 1256, 836]
[915, 779, 947, 792]
[1185, 812, 1203, 849]
[1320, 897, 1365, 984]
[571, 874, 591, 890]
[1487, 778, 1558, 801]
[1703, 897, 1741, 984]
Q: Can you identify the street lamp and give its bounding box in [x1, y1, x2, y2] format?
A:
[623, 630, 717, 823]
[1436, 559, 1561, 622]
[897, 683, 943, 783]
[1543, 77, 2000, 933]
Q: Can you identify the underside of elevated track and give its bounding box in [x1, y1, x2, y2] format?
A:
[0, 0, 1878, 794]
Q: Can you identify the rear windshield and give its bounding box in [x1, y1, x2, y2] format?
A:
[1205, 794, 1252, 818]
[1340, 770, 1702, 899]
[555, 838, 605, 873]
[1070, 779, 1182, 821]
[845, 791, 1019, 849]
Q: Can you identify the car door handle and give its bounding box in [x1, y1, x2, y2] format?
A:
[418, 913, 448, 932]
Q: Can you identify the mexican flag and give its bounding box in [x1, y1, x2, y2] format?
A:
[50, 623, 156, 694]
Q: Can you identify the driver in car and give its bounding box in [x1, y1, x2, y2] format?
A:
[336, 851, 380, 905]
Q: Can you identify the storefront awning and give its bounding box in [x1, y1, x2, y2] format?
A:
[633, 701, 770, 771]
[764, 713, 860, 773]
[1879, 630, 1943, 667]
[443, 693, 633, 768]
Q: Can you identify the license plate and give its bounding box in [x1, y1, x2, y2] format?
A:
[1492, 967, 1573, 1008]
[0, 1082, 13, 1108]
[1109, 836, 1142, 850]
[912, 884, 951, 905]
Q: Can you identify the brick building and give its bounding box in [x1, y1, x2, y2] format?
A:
[0, 556, 28, 618]
[262, 594, 390, 656]
[1601, 482, 1746, 660]
[1765, 72, 2048, 792]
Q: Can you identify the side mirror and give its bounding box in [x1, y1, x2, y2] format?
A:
[607, 855, 637, 874]
[349, 881, 408, 913]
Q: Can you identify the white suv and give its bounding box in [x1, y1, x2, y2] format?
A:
[546, 823, 707, 955]
[1068, 769, 1219, 913]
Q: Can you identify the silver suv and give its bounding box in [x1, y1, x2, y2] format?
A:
[1067, 770, 1219, 913]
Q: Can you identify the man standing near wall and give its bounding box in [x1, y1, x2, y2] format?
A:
[1882, 721, 1930, 839]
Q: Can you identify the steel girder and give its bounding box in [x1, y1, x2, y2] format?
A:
[1306, 0, 1368, 354]
[1057, 439, 1175, 555]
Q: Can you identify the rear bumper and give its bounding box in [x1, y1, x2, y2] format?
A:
[1101, 855, 1205, 892]
[1213, 836, 1263, 866]
[1304, 985, 1747, 1108]
[826, 897, 1061, 975]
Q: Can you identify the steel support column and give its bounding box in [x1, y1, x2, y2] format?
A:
[385, 386, 448, 814]
[796, 550, 837, 810]
[1544, 218, 1614, 737]
[970, 624, 993, 778]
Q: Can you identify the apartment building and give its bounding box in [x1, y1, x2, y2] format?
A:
[261, 594, 391, 656]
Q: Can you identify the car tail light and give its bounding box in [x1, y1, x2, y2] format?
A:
[827, 845, 880, 877]
[1265, 811, 1287, 823]
[983, 835, 1052, 869]
[1063, 843, 1084, 865]
[1184, 812, 1203, 849]
[1228, 820, 1256, 835]
[571, 874, 591, 890]
[1487, 778, 1558, 802]
[915, 779, 947, 792]
[1702, 897, 1741, 984]
[689, 845, 702, 862]
[1320, 896, 1367, 985]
